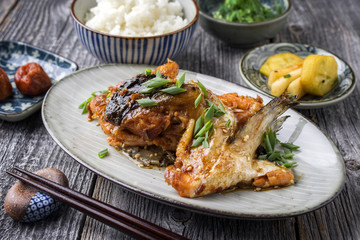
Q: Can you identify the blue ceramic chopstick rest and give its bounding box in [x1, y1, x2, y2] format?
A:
[4, 168, 68, 222]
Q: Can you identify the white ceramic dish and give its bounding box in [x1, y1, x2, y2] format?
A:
[42, 65, 345, 219]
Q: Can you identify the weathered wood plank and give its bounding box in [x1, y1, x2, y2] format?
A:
[0, 0, 99, 239]
[81, 177, 297, 240]
[278, 0, 360, 239]
[1, 0, 360, 239]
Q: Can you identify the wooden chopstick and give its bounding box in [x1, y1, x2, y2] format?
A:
[7, 168, 188, 240]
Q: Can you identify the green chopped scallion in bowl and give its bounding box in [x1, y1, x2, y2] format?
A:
[212, 0, 283, 23]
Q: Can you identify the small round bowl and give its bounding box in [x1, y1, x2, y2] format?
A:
[239, 43, 356, 109]
[71, 0, 198, 64]
[197, 0, 291, 46]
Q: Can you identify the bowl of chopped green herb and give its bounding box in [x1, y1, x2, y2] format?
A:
[197, 0, 291, 46]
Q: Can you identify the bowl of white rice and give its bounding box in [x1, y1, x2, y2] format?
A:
[71, 0, 199, 64]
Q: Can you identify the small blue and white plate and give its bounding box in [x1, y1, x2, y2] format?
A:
[239, 43, 356, 109]
[0, 41, 78, 121]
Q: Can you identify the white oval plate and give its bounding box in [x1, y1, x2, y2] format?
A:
[42, 65, 345, 219]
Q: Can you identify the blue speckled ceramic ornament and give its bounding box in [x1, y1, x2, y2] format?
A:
[4, 168, 69, 222]
[22, 191, 63, 223]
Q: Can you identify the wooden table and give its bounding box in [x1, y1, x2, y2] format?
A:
[1, 0, 359, 239]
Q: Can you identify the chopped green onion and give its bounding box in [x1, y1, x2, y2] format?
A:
[206, 100, 216, 109]
[195, 121, 213, 138]
[284, 148, 292, 154]
[284, 74, 291, 78]
[106, 92, 111, 98]
[176, 72, 186, 88]
[283, 152, 295, 159]
[263, 133, 273, 154]
[218, 103, 225, 113]
[160, 86, 186, 95]
[145, 68, 152, 75]
[195, 94, 202, 108]
[194, 115, 204, 136]
[192, 137, 205, 148]
[259, 129, 300, 169]
[91, 90, 109, 96]
[268, 128, 276, 150]
[283, 162, 297, 169]
[205, 100, 226, 117]
[280, 142, 300, 150]
[204, 104, 215, 124]
[156, 69, 161, 78]
[79, 96, 94, 114]
[258, 154, 267, 160]
[226, 119, 231, 128]
[208, 123, 214, 136]
[141, 88, 154, 94]
[214, 110, 226, 117]
[136, 98, 157, 107]
[268, 151, 281, 161]
[98, 148, 109, 158]
[197, 80, 208, 98]
[203, 132, 210, 148]
[142, 78, 169, 88]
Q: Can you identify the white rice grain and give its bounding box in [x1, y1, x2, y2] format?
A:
[85, 0, 188, 37]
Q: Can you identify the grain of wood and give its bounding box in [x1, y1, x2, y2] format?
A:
[0, 0, 98, 239]
[1, 0, 360, 239]
[280, 0, 360, 239]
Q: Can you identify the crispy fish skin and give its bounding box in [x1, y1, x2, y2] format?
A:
[164, 95, 297, 198]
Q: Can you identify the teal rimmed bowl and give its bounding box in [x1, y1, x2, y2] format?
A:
[239, 43, 356, 109]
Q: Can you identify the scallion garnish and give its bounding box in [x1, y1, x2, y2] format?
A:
[192, 137, 205, 147]
[260, 128, 300, 169]
[206, 100, 226, 117]
[79, 90, 109, 114]
[176, 72, 186, 88]
[160, 86, 186, 95]
[136, 98, 157, 107]
[197, 80, 208, 98]
[218, 102, 226, 113]
[145, 68, 152, 75]
[195, 94, 202, 108]
[142, 78, 170, 88]
[284, 74, 291, 78]
[195, 121, 213, 138]
[226, 119, 231, 128]
[204, 104, 215, 124]
[141, 87, 154, 94]
[98, 148, 109, 158]
[203, 132, 210, 148]
[141, 70, 169, 88]
[91, 90, 109, 97]
[194, 115, 204, 136]
[280, 142, 300, 150]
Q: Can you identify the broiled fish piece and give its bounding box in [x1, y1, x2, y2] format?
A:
[164, 95, 297, 198]
[88, 59, 263, 152]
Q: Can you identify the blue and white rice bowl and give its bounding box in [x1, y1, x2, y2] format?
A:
[71, 0, 199, 64]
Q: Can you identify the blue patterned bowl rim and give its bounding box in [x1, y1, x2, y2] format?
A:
[198, 0, 291, 26]
[0, 40, 78, 121]
[239, 42, 357, 109]
[70, 0, 199, 39]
